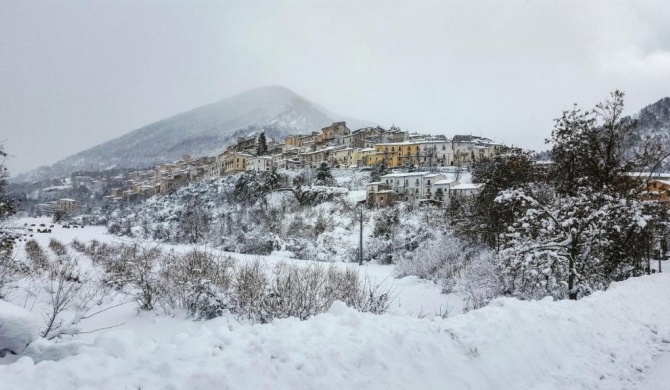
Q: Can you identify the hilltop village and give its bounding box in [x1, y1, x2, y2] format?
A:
[29, 122, 511, 214]
[99, 122, 504, 202]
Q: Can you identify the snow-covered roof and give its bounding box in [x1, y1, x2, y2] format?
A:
[415, 139, 450, 144]
[434, 179, 457, 185]
[366, 181, 384, 186]
[301, 149, 326, 155]
[376, 141, 418, 146]
[450, 183, 481, 190]
[625, 172, 670, 179]
[381, 171, 430, 178]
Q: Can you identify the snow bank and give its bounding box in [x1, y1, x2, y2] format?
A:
[0, 300, 38, 356]
[1, 274, 670, 389]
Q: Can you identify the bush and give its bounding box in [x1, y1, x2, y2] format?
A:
[48, 238, 68, 257]
[25, 240, 49, 271]
[0, 252, 29, 298]
[85, 240, 116, 265]
[160, 249, 235, 319]
[395, 231, 478, 282]
[455, 251, 501, 312]
[229, 260, 391, 324]
[101, 242, 163, 310]
[70, 239, 87, 253]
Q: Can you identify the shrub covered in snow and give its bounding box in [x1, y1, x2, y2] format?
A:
[48, 238, 68, 257]
[97, 242, 392, 322]
[25, 240, 49, 271]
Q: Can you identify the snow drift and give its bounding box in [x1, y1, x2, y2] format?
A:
[0, 300, 38, 356]
[1, 274, 670, 389]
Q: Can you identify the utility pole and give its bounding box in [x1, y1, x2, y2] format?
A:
[359, 207, 364, 266]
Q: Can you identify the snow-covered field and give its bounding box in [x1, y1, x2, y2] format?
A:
[1, 217, 670, 389]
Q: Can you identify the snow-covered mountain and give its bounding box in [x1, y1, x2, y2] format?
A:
[15, 86, 375, 182]
[635, 97, 670, 136]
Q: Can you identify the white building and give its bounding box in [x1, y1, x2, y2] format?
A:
[431, 179, 459, 203]
[422, 173, 447, 200]
[248, 156, 273, 172]
[380, 172, 445, 200]
[417, 140, 453, 167]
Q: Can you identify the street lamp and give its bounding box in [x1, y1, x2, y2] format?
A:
[355, 202, 364, 265]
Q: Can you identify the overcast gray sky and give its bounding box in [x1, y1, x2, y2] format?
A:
[1, 0, 669, 175]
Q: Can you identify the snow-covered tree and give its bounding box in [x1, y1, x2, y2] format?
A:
[370, 162, 388, 182]
[549, 90, 663, 196]
[233, 172, 267, 205]
[450, 148, 535, 250]
[0, 144, 18, 296]
[179, 198, 211, 244]
[488, 92, 670, 301]
[495, 187, 657, 300]
[314, 162, 334, 186]
[0, 144, 15, 254]
[266, 167, 283, 191]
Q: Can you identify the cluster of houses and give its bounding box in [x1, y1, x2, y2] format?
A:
[100, 122, 505, 203]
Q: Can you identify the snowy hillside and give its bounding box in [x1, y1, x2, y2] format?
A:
[14, 86, 375, 182]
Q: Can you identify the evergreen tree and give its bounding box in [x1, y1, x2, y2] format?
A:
[314, 162, 334, 186]
[257, 132, 269, 156]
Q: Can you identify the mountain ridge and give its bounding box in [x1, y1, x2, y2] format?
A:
[14, 86, 375, 182]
